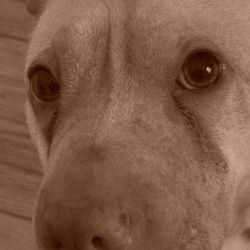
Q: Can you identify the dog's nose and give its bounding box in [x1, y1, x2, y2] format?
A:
[37, 203, 131, 250]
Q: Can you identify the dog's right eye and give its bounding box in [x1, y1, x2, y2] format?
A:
[29, 67, 60, 102]
[177, 49, 225, 90]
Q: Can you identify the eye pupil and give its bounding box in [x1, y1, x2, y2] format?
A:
[30, 68, 60, 101]
[182, 50, 223, 89]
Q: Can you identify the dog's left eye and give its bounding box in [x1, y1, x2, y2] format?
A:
[29, 67, 60, 102]
[177, 49, 225, 90]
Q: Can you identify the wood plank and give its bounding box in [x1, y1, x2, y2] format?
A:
[0, 1, 40, 248]
[0, 36, 27, 80]
[0, 162, 41, 219]
[0, 75, 26, 124]
[0, 70, 41, 174]
[0, 212, 36, 250]
[0, 135, 41, 174]
[0, 74, 28, 139]
[0, 0, 36, 41]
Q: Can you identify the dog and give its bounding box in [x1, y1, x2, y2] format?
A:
[24, 0, 250, 249]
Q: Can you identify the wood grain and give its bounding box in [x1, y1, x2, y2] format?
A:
[0, 1, 41, 249]
[0, 0, 36, 41]
[0, 212, 36, 250]
[0, 36, 27, 80]
[0, 162, 41, 219]
[0, 74, 41, 174]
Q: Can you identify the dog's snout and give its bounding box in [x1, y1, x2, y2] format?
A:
[35, 144, 142, 250]
[36, 202, 131, 250]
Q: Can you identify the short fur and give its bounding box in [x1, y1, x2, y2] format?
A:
[25, 0, 250, 249]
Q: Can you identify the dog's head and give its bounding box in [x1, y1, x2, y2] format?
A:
[25, 0, 250, 249]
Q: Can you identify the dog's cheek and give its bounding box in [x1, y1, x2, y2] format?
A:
[25, 101, 48, 168]
[25, 100, 58, 169]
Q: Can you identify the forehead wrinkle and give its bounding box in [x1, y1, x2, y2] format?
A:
[27, 0, 108, 63]
[27, 0, 250, 87]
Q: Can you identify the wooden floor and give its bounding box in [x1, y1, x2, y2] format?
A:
[0, 1, 42, 249]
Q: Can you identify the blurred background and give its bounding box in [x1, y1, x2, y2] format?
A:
[0, 0, 42, 249]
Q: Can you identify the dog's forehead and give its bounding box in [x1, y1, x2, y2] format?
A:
[26, 0, 250, 74]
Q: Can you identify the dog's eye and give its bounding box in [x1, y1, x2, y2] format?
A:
[29, 68, 60, 102]
[177, 49, 225, 90]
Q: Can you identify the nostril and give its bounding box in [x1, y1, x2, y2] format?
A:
[91, 236, 105, 249]
[42, 236, 63, 249]
[52, 239, 63, 249]
[242, 228, 250, 240]
[39, 227, 63, 250]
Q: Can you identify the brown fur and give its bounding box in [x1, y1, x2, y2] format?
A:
[25, 0, 250, 249]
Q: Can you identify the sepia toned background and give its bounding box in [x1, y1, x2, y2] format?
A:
[0, 0, 41, 249]
[0, 1, 250, 250]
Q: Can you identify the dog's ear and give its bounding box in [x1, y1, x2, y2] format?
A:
[26, 0, 48, 17]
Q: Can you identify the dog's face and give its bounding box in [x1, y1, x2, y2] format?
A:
[25, 0, 250, 249]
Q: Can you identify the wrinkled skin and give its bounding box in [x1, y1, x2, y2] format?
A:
[25, 0, 250, 249]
